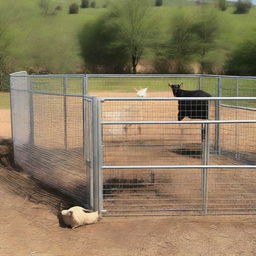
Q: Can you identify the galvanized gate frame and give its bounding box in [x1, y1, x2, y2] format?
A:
[84, 74, 256, 216]
[87, 98, 256, 216]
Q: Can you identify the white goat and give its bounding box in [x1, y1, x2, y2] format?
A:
[61, 206, 99, 229]
[135, 88, 148, 97]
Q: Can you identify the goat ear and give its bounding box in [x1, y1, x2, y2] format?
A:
[180, 82, 183, 87]
[168, 83, 172, 87]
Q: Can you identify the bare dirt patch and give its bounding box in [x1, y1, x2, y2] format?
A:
[1, 94, 256, 255]
[1, 168, 256, 256]
[0, 109, 11, 139]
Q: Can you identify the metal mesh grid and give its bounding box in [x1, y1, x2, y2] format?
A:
[87, 75, 205, 98]
[103, 168, 203, 216]
[100, 96, 256, 216]
[208, 168, 256, 214]
[10, 73, 256, 216]
[10, 73, 88, 206]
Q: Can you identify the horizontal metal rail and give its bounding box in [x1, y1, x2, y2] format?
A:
[10, 89, 85, 98]
[104, 198, 256, 202]
[29, 74, 85, 78]
[10, 73, 256, 79]
[103, 182, 256, 186]
[86, 74, 256, 80]
[101, 96, 256, 101]
[221, 103, 256, 111]
[103, 203, 256, 207]
[102, 120, 256, 125]
[87, 74, 202, 78]
[102, 165, 256, 169]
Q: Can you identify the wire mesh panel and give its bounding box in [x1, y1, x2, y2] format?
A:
[103, 168, 203, 216]
[208, 168, 256, 214]
[100, 95, 256, 216]
[221, 77, 256, 109]
[10, 73, 89, 206]
[10, 73, 256, 216]
[84, 97, 94, 208]
[87, 75, 204, 98]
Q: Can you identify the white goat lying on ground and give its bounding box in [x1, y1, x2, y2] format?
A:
[61, 206, 99, 229]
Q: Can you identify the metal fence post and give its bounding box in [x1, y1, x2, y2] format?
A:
[63, 77, 68, 149]
[28, 76, 35, 146]
[198, 76, 202, 90]
[92, 96, 103, 214]
[202, 122, 210, 215]
[214, 76, 221, 155]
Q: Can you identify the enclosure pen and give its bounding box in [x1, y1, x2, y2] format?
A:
[10, 72, 256, 216]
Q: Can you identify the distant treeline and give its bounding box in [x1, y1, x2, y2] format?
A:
[0, 0, 255, 91]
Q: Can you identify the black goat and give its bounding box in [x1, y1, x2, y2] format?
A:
[169, 83, 211, 121]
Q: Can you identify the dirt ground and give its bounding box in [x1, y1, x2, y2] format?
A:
[1, 104, 256, 255]
[0, 109, 11, 139]
[1, 170, 256, 256]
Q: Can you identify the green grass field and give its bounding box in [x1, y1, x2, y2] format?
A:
[2, 0, 255, 75]
[0, 92, 10, 109]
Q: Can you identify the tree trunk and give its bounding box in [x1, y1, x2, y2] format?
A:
[132, 55, 137, 74]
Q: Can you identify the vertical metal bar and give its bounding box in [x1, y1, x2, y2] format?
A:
[236, 77, 239, 97]
[82, 75, 91, 207]
[9, 75, 16, 164]
[198, 76, 201, 90]
[63, 77, 68, 149]
[214, 76, 221, 155]
[235, 78, 239, 159]
[97, 98, 103, 214]
[28, 76, 35, 146]
[92, 96, 103, 214]
[9, 75, 15, 144]
[202, 122, 210, 215]
[84, 74, 88, 95]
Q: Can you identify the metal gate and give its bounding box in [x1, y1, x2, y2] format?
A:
[96, 97, 256, 216]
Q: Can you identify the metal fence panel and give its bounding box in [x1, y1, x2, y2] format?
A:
[98, 95, 255, 216]
[10, 73, 88, 206]
[10, 73, 256, 216]
[208, 168, 256, 215]
[103, 168, 203, 216]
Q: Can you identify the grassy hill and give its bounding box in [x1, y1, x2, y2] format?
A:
[1, 0, 256, 75]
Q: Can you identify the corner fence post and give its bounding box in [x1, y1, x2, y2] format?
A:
[92, 96, 103, 214]
[63, 76, 68, 149]
[214, 76, 221, 155]
[28, 76, 35, 146]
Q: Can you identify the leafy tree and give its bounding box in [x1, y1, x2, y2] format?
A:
[90, 1, 96, 8]
[216, 0, 227, 11]
[39, 0, 61, 15]
[110, 0, 157, 73]
[69, 3, 79, 14]
[225, 34, 256, 75]
[154, 10, 200, 73]
[155, 0, 163, 6]
[0, 36, 10, 91]
[192, 8, 220, 73]
[0, 5, 12, 91]
[155, 8, 221, 74]
[81, 0, 89, 8]
[79, 15, 130, 73]
[166, 12, 199, 73]
[233, 0, 252, 14]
